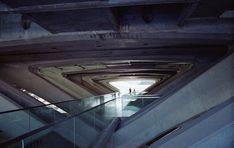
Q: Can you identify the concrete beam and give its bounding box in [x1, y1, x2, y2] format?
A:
[0, 45, 226, 63]
[38, 67, 94, 99]
[0, 0, 192, 14]
[0, 79, 42, 107]
[0, 63, 75, 103]
[0, 18, 232, 51]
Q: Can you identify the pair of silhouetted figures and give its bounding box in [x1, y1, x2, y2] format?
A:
[129, 88, 136, 95]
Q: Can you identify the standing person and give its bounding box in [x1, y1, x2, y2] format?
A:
[133, 89, 136, 95]
[129, 88, 132, 94]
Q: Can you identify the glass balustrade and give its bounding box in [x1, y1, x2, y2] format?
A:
[0, 93, 160, 147]
[0, 93, 117, 144]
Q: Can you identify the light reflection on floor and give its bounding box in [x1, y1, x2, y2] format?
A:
[109, 79, 156, 95]
[101, 93, 152, 118]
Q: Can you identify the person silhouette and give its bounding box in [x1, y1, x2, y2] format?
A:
[129, 88, 132, 94]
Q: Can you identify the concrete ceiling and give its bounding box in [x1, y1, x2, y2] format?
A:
[0, 0, 233, 105]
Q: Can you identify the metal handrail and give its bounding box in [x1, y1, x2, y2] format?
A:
[92, 118, 121, 148]
[0, 92, 117, 114]
[0, 98, 117, 146]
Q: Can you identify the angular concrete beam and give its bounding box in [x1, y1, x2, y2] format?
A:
[112, 53, 234, 147]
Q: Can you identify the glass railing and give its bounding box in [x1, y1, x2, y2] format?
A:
[0, 93, 118, 114]
[0, 93, 160, 147]
[0, 93, 117, 144]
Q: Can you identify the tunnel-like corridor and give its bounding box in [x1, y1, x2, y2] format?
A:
[0, 0, 233, 147]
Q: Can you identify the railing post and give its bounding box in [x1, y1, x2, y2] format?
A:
[21, 140, 24, 148]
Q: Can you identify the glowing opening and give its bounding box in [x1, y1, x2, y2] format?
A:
[109, 79, 156, 95]
[20, 88, 67, 114]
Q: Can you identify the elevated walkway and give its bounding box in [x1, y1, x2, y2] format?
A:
[0, 93, 158, 148]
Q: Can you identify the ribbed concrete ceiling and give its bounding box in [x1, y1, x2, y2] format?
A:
[30, 61, 191, 98]
[0, 0, 233, 103]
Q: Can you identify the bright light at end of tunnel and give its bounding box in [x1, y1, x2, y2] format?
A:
[109, 79, 156, 95]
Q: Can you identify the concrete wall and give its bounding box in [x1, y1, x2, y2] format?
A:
[112, 53, 234, 147]
[150, 98, 234, 148]
[0, 63, 75, 103]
